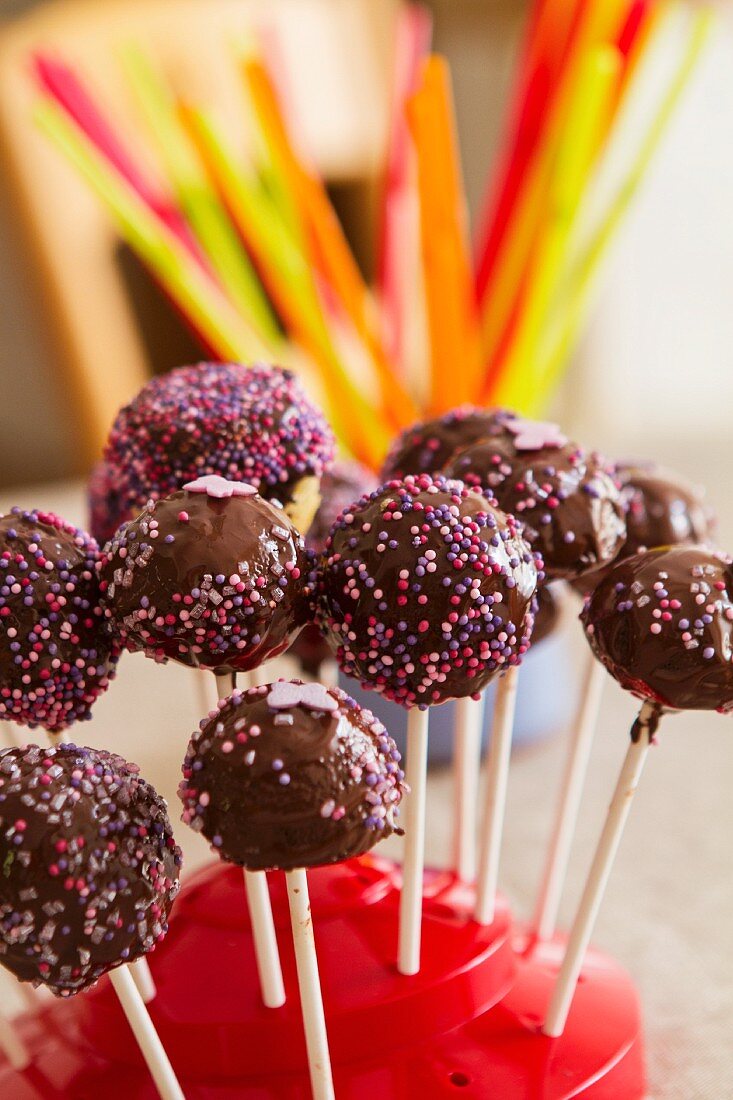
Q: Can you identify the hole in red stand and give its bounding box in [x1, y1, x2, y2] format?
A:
[449, 1071, 471, 1087]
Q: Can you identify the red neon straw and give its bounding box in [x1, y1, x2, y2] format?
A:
[33, 53, 209, 271]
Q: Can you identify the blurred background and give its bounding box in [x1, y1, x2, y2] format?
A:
[0, 2, 732, 1098]
[1, 0, 733, 487]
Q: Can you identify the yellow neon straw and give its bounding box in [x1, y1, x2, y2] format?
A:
[528, 8, 713, 414]
[119, 44, 279, 343]
[492, 46, 621, 410]
[35, 99, 274, 364]
[240, 54, 306, 250]
[479, 0, 629, 371]
[186, 107, 389, 467]
[241, 55, 417, 432]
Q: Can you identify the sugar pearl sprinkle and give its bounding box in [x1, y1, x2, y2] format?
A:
[583, 545, 733, 714]
[0, 508, 119, 732]
[179, 680, 405, 871]
[95, 362, 336, 541]
[98, 485, 313, 673]
[317, 474, 541, 709]
[0, 744, 181, 996]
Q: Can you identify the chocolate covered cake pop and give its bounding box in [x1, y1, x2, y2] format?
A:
[88, 460, 127, 546]
[381, 406, 515, 481]
[0, 509, 119, 732]
[179, 679, 405, 870]
[582, 545, 733, 714]
[615, 461, 715, 556]
[317, 474, 539, 708]
[99, 476, 312, 673]
[0, 744, 181, 995]
[444, 420, 626, 581]
[572, 462, 716, 599]
[100, 361, 336, 535]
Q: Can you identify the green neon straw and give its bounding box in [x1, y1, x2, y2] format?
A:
[529, 7, 713, 415]
[191, 107, 390, 463]
[35, 98, 274, 363]
[191, 108, 334, 346]
[119, 43, 279, 342]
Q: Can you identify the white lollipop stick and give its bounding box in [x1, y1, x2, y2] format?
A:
[212, 670, 285, 1007]
[0, 1007, 30, 1071]
[131, 957, 157, 1004]
[398, 707, 429, 975]
[543, 701, 656, 1037]
[109, 967, 184, 1100]
[215, 671, 235, 701]
[532, 654, 605, 940]
[475, 665, 519, 925]
[192, 669, 213, 716]
[243, 869, 286, 1008]
[286, 868, 334, 1100]
[452, 696, 484, 882]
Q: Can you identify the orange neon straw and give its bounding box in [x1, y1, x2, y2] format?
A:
[407, 56, 483, 414]
[242, 57, 417, 433]
[183, 105, 388, 468]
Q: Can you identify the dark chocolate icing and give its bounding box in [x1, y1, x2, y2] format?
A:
[317, 474, 540, 708]
[99, 480, 312, 673]
[582, 545, 733, 713]
[381, 406, 516, 481]
[0, 509, 119, 732]
[0, 744, 181, 996]
[445, 435, 626, 581]
[616, 462, 714, 556]
[179, 680, 405, 870]
[572, 462, 716, 598]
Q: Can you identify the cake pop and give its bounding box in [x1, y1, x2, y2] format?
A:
[180, 680, 405, 1100]
[443, 420, 625, 921]
[0, 744, 184, 1095]
[317, 474, 538, 707]
[179, 679, 404, 868]
[0, 508, 119, 732]
[582, 545, 733, 713]
[0, 743, 181, 995]
[618, 461, 714, 553]
[544, 545, 733, 1037]
[100, 361, 336, 535]
[444, 420, 626, 581]
[99, 476, 312, 674]
[88, 459, 127, 546]
[317, 473, 538, 969]
[381, 405, 515, 481]
[571, 461, 715, 598]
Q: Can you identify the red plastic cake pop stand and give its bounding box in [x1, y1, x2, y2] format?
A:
[0, 856, 645, 1098]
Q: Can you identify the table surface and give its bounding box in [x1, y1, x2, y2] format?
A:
[1, 475, 732, 1100]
